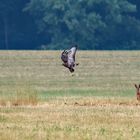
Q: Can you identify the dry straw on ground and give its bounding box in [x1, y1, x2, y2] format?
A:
[0, 51, 140, 140]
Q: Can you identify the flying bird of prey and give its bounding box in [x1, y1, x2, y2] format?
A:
[61, 45, 79, 73]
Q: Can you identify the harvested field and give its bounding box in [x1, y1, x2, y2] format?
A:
[0, 51, 140, 140]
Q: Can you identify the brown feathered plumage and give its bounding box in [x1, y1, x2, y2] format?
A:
[61, 45, 78, 72]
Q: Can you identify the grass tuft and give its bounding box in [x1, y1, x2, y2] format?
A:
[12, 87, 38, 106]
[0, 86, 39, 106]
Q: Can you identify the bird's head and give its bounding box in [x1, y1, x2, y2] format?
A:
[69, 68, 74, 73]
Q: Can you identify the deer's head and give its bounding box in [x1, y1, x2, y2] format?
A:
[135, 84, 140, 101]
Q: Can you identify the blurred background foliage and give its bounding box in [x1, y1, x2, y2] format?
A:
[0, 0, 140, 50]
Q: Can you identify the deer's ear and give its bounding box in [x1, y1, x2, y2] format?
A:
[135, 84, 138, 88]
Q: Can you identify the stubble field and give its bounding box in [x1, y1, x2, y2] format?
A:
[0, 50, 140, 140]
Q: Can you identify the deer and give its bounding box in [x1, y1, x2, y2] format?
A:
[134, 84, 140, 101]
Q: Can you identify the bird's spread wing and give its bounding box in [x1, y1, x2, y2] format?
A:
[61, 50, 68, 63]
[68, 47, 77, 61]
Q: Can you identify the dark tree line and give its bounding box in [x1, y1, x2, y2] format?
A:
[0, 0, 140, 50]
